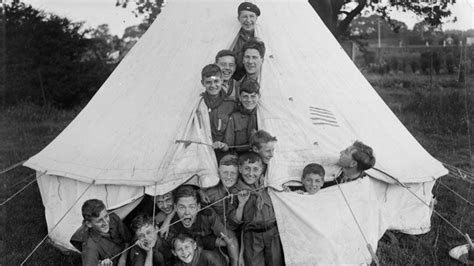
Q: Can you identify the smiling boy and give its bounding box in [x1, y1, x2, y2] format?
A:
[80, 199, 131, 266]
[228, 152, 284, 266]
[223, 78, 260, 153]
[215, 50, 237, 99]
[168, 185, 240, 266]
[171, 233, 225, 266]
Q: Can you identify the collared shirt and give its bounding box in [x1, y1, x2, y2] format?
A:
[81, 213, 132, 266]
[224, 111, 256, 153]
[228, 179, 276, 231]
[168, 208, 235, 251]
[202, 182, 231, 218]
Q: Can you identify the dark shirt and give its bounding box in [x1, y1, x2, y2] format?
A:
[228, 179, 276, 231]
[173, 246, 226, 266]
[128, 236, 173, 266]
[232, 28, 254, 81]
[81, 213, 132, 266]
[224, 110, 257, 153]
[205, 96, 236, 143]
[168, 208, 235, 251]
[202, 182, 231, 219]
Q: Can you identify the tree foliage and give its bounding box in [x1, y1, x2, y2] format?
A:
[4, 2, 115, 107]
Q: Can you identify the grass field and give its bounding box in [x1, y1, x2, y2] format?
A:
[1, 73, 473, 265]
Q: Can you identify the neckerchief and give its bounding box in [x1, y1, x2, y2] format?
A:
[238, 104, 258, 138]
[202, 90, 226, 110]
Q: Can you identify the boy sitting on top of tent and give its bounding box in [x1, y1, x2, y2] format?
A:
[232, 2, 261, 80]
[78, 199, 131, 266]
[228, 152, 284, 266]
[215, 50, 238, 100]
[171, 233, 226, 266]
[323, 140, 376, 188]
[282, 163, 326, 195]
[222, 78, 261, 154]
[167, 185, 240, 266]
[128, 214, 173, 265]
[201, 154, 239, 225]
[200, 64, 237, 161]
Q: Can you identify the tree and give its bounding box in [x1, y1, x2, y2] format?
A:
[116, 0, 453, 40]
[4, 2, 115, 107]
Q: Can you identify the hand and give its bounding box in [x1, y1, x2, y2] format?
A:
[158, 224, 169, 239]
[199, 189, 211, 204]
[212, 141, 229, 151]
[137, 239, 153, 252]
[295, 190, 304, 194]
[98, 258, 113, 266]
[237, 190, 250, 206]
[215, 237, 227, 247]
[220, 232, 234, 247]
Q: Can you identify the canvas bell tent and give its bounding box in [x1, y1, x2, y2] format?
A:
[23, 0, 448, 264]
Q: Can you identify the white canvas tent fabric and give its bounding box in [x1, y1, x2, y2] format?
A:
[23, 0, 448, 264]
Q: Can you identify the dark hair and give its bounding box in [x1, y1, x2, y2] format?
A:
[352, 141, 375, 171]
[219, 154, 239, 167]
[173, 185, 201, 204]
[239, 78, 260, 95]
[201, 64, 222, 80]
[130, 214, 154, 233]
[171, 233, 196, 250]
[302, 163, 325, 180]
[249, 130, 277, 149]
[215, 50, 236, 63]
[242, 39, 265, 58]
[238, 152, 263, 166]
[82, 199, 106, 222]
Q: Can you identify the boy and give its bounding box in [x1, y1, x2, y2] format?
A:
[215, 50, 237, 99]
[223, 78, 261, 153]
[233, 2, 261, 80]
[239, 39, 265, 82]
[80, 199, 131, 266]
[283, 163, 325, 195]
[202, 154, 239, 221]
[200, 64, 236, 158]
[249, 130, 277, 167]
[168, 185, 240, 266]
[228, 152, 284, 266]
[323, 141, 375, 188]
[128, 214, 173, 266]
[171, 233, 226, 266]
[123, 191, 175, 230]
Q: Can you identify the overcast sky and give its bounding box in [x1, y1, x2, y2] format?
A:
[23, 0, 474, 36]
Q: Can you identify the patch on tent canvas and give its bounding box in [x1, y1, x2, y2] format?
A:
[449, 244, 474, 264]
[309, 106, 339, 127]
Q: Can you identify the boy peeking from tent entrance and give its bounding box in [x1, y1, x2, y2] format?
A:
[215, 50, 238, 100]
[167, 185, 240, 266]
[171, 233, 226, 266]
[228, 152, 285, 266]
[200, 64, 237, 162]
[282, 163, 326, 195]
[76, 199, 131, 266]
[201, 154, 239, 228]
[238, 39, 265, 85]
[232, 2, 261, 80]
[223, 79, 261, 154]
[323, 141, 376, 189]
[249, 130, 277, 175]
[128, 214, 174, 265]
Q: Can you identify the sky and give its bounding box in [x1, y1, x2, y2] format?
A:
[23, 0, 474, 36]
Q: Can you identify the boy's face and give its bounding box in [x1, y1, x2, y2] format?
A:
[136, 224, 158, 250]
[201, 75, 223, 96]
[219, 164, 238, 188]
[252, 141, 276, 164]
[85, 209, 110, 235]
[156, 192, 174, 215]
[175, 196, 200, 228]
[239, 160, 263, 185]
[243, 48, 263, 75]
[338, 145, 357, 168]
[239, 91, 260, 110]
[238, 10, 257, 32]
[303, 173, 324, 195]
[216, 56, 236, 81]
[172, 239, 197, 263]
